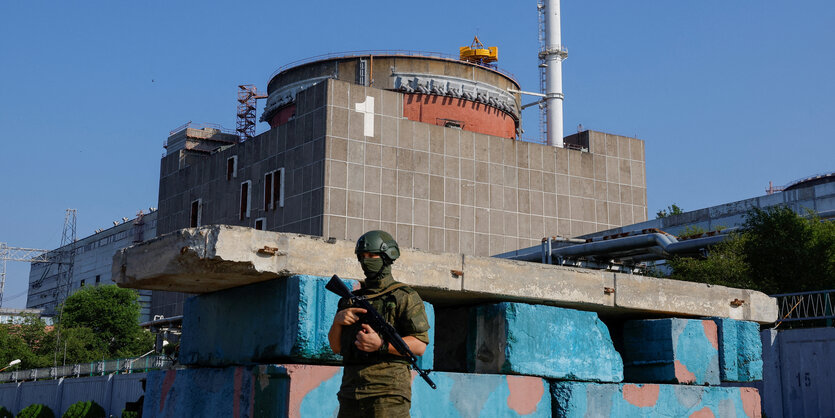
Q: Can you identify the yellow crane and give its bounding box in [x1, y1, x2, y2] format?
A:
[459, 36, 498, 65]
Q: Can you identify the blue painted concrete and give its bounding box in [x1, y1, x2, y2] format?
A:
[711, 318, 763, 382]
[623, 319, 720, 385]
[144, 367, 256, 418]
[144, 364, 550, 417]
[551, 382, 762, 417]
[468, 302, 623, 382]
[181, 275, 434, 369]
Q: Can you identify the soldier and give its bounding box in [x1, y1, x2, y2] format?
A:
[328, 230, 430, 418]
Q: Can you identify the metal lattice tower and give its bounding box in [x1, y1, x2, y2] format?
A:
[56, 209, 77, 308]
[236, 85, 267, 142]
[53, 209, 77, 366]
[0, 244, 50, 308]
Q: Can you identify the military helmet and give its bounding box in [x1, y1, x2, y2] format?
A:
[355, 230, 400, 262]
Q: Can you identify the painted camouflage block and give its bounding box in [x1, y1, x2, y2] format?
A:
[468, 302, 623, 382]
[550, 382, 762, 417]
[180, 275, 435, 370]
[143, 364, 551, 417]
[623, 319, 720, 385]
[710, 318, 763, 382]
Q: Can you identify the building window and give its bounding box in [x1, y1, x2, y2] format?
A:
[264, 168, 285, 210]
[95, 275, 101, 285]
[254, 217, 266, 230]
[190, 199, 202, 227]
[227, 156, 238, 180]
[240, 180, 252, 220]
[80, 279, 86, 287]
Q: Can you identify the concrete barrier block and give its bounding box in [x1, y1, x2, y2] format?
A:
[623, 319, 720, 385]
[181, 275, 435, 368]
[468, 302, 623, 382]
[143, 364, 550, 417]
[711, 318, 763, 382]
[550, 382, 762, 417]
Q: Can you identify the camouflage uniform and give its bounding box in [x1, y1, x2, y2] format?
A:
[336, 274, 429, 418]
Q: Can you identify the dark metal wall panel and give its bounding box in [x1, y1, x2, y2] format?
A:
[778, 327, 835, 418]
[59, 376, 109, 412]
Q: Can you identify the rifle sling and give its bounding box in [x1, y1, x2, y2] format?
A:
[358, 283, 408, 301]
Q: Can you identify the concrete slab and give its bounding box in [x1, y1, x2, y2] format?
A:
[143, 364, 551, 418]
[711, 318, 763, 382]
[180, 275, 435, 370]
[622, 319, 720, 385]
[615, 273, 777, 324]
[550, 382, 761, 418]
[114, 226, 778, 323]
[469, 302, 623, 382]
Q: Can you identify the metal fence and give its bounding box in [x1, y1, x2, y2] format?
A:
[773, 289, 835, 323]
[0, 355, 172, 383]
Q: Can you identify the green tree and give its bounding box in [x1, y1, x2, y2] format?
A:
[656, 204, 684, 219]
[0, 315, 53, 369]
[59, 285, 153, 358]
[668, 233, 751, 289]
[668, 206, 835, 294]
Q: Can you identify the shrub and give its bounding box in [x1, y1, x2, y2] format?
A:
[61, 401, 105, 418]
[15, 404, 54, 418]
[0, 405, 13, 418]
[120, 411, 138, 418]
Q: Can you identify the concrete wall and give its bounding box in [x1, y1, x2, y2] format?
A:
[143, 364, 552, 418]
[0, 373, 145, 416]
[27, 211, 155, 320]
[322, 79, 647, 255]
[551, 382, 761, 417]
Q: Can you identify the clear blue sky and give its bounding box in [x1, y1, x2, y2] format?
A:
[1, 1, 833, 308]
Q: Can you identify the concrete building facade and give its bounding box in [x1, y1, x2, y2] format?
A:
[587, 174, 835, 238]
[27, 211, 156, 322]
[154, 54, 647, 317]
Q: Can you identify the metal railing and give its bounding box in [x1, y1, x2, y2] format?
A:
[268, 50, 519, 83]
[0, 355, 172, 383]
[773, 289, 835, 323]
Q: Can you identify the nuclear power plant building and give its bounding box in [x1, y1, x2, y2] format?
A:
[154, 54, 648, 317]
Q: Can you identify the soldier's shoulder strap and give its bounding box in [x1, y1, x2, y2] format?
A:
[360, 283, 409, 300]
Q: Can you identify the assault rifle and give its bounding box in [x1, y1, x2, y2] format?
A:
[326, 274, 437, 389]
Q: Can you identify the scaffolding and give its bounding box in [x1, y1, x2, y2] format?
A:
[236, 85, 267, 142]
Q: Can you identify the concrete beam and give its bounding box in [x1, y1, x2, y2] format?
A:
[113, 226, 778, 323]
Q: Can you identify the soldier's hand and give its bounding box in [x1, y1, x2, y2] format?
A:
[355, 323, 385, 352]
[333, 308, 366, 326]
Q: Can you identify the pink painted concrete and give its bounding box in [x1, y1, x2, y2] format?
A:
[702, 320, 719, 350]
[403, 94, 517, 139]
[233, 366, 243, 418]
[740, 387, 763, 418]
[622, 384, 660, 408]
[674, 360, 697, 384]
[689, 406, 716, 418]
[284, 364, 341, 418]
[159, 370, 177, 412]
[506, 375, 544, 415]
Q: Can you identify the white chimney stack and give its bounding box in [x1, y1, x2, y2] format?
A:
[543, 0, 567, 147]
